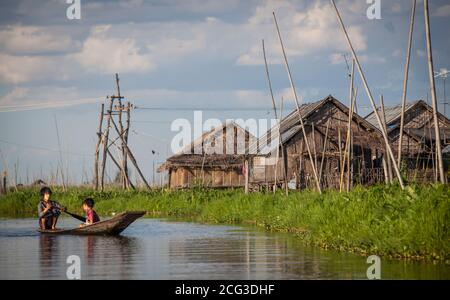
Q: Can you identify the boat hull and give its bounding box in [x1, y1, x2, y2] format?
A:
[38, 211, 146, 236]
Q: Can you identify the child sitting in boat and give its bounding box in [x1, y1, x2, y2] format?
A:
[38, 187, 65, 230]
[79, 198, 100, 227]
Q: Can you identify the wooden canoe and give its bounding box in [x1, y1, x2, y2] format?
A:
[38, 211, 146, 236]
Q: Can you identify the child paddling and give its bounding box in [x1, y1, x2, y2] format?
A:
[38, 187, 66, 230]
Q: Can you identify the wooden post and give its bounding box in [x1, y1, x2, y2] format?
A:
[244, 159, 249, 194]
[319, 119, 330, 187]
[114, 73, 128, 189]
[1, 171, 6, 195]
[340, 87, 356, 192]
[107, 138, 135, 189]
[338, 126, 342, 173]
[330, 0, 405, 189]
[152, 161, 155, 187]
[312, 122, 318, 177]
[53, 116, 66, 191]
[280, 98, 289, 194]
[124, 102, 131, 187]
[380, 95, 393, 183]
[346, 58, 355, 192]
[262, 39, 288, 196]
[94, 103, 104, 190]
[382, 155, 389, 184]
[398, 0, 416, 169]
[424, 0, 446, 183]
[273, 12, 322, 194]
[101, 97, 114, 191]
[110, 118, 151, 189]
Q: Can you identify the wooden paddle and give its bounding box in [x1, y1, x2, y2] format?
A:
[52, 206, 86, 222]
[64, 211, 86, 223]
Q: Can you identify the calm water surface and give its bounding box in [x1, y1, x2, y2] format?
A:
[0, 218, 448, 280]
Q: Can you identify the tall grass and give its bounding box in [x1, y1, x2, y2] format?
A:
[0, 184, 448, 261]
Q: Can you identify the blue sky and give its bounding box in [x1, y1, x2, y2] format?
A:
[0, 0, 449, 185]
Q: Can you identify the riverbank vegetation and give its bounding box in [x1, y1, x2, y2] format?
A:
[0, 184, 448, 261]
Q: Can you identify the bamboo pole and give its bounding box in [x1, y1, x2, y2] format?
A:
[338, 125, 342, 172]
[110, 117, 151, 189]
[114, 74, 128, 189]
[94, 103, 104, 190]
[53, 116, 66, 191]
[262, 39, 288, 195]
[340, 87, 357, 192]
[347, 92, 357, 191]
[124, 102, 131, 187]
[346, 58, 355, 192]
[273, 11, 322, 194]
[424, 0, 446, 183]
[107, 138, 135, 189]
[319, 119, 330, 187]
[100, 97, 114, 191]
[380, 95, 393, 183]
[330, 0, 405, 189]
[312, 122, 318, 177]
[274, 97, 285, 193]
[398, 0, 416, 169]
[244, 159, 249, 194]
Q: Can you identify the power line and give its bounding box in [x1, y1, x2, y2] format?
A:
[0, 97, 102, 113]
[134, 106, 279, 112]
[0, 139, 92, 157]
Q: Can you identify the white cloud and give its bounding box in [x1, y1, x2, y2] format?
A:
[0, 54, 67, 84]
[236, 1, 367, 65]
[74, 25, 154, 74]
[0, 25, 75, 55]
[329, 53, 345, 65]
[433, 4, 450, 17]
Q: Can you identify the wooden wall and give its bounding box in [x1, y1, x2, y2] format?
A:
[250, 101, 385, 189]
[169, 167, 244, 189]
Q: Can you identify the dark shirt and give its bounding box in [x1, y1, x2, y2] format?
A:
[38, 200, 62, 219]
[86, 208, 100, 224]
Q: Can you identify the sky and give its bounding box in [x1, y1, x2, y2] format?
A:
[0, 0, 449, 185]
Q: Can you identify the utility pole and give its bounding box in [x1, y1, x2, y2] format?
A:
[114, 73, 128, 189]
[96, 74, 145, 190]
[100, 97, 113, 191]
[94, 103, 104, 190]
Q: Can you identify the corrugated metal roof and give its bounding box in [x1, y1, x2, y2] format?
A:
[248, 97, 328, 155]
[364, 100, 421, 129]
[247, 95, 380, 155]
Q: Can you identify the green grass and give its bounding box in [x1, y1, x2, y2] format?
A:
[0, 184, 448, 261]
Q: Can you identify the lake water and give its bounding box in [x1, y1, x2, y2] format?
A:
[0, 218, 448, 280]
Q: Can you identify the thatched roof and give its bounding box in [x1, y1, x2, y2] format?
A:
[159, 121, 254, 171]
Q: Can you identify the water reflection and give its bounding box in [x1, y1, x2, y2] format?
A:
[167, 231, 350, 279]
[39, 235, 60, 279]
[0, 218, 448, 280]
[37, 232, 140, 279]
